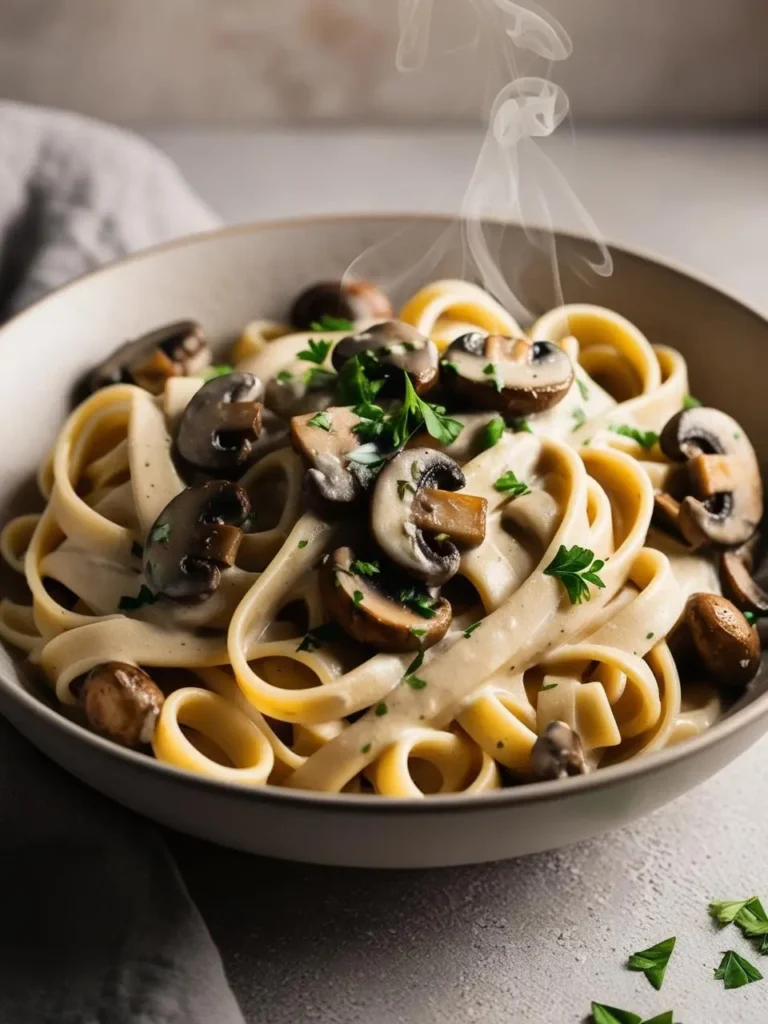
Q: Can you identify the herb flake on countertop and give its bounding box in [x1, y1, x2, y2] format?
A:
[714, 950, 763, 989]
[627, 937, 676, 990]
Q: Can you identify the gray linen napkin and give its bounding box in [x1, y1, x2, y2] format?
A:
[0, 101, 245, 1024]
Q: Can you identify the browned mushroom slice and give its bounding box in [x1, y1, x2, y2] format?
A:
[144, 481, 251, 601]
[530, 721, 588, 780]
[331, 321, 439, 395]
[90, 321, 211, 395]
[80, 661, 164, 747]
[680, 592, 760, 688]
[320, 547, 452, 652]
[651, 493, 691, 546]
[291, 407, 381, 506]
[290, 280, 393, 330]
[441, 333, 574, 416]
[370, 448, 486, 586]
[720, 535, 768, 614]
[659, 407, 763, 547]
[176, 372, 265, 474]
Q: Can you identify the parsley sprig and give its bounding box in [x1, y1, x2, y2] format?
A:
[350, 559, 380, 577]
[297, 338, 333, 365]
[353, 370, 463, 450]
[628, 937, 675, 991]
[544, 545, 606, 605]
[201, 363, 234, 380]
[494, 471, 531, 496]
[400, 585, 438, 619]
[310, 315, 354, 331]
[610, 424, 659, 450]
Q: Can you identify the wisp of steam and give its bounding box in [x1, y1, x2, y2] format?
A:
[347, 0, 612, 324]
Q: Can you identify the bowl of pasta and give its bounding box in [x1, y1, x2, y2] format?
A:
[0, 214, 766, 867]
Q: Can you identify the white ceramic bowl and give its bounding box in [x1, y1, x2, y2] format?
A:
[1, 215, 766, 868]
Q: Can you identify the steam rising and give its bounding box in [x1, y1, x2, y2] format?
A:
[350, 0, 612, 322]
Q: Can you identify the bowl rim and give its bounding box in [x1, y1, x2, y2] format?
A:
[2, 211, 767, 816]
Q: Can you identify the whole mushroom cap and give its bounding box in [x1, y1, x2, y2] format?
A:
[290, 280, 393, 330]
[530, 721, 587, 780]
[80, 661, 164, 747]
[331, 321, 439, 395]
[176, 372, 265, 474]
[683, 592, 760, 689]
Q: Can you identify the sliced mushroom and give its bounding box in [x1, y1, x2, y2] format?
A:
[290, 280, 393, 330]
[681, 592, 760, 688]
[331, 321, 439, 394]
[530, 721, 587, 780]
[320, 546, 452, 652]
[370, 448, 486, 586]
[659, 407, 763, 547]
[90, 321, 211, 395]
[291, 407, 380, 506]
[80, 661, 164, 747]
[720, 535, 768, 614]
[176, 372, 264, 474]
[441, 333, 574, 416]
[144, 481, 251, 600]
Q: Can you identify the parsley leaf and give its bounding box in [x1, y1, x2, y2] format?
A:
[744, 610, 768, 626]
[410, 627, 427, 638]
[297, 338, 333, 365]
[361, 743, 371, 754]
[641, 1015, 675, 1024]
[736, 898, 768, 944]
[118, 585, 158, 611]
[150, 523, 171, 545]
[345, 443, 387, 469]
[541, 682, 558, 691]
[201, 363, 234, 380]
[374, 702, 388, 717]
[406, 676, 428, 690]
[508, 417, 533, 434]
[683, 394, 702, 409]
[709, 897, 758, 925]
[483, 362, 503, 393]
[400, 585, 438, 619]
[571, 407, 587, 432]
[307, 411, 332, 431]
[351, 559, 380, 577]
[310, 315, 353, 331]
[276, 370, 293, 383]
[590, 1004, 641, 1024]
[303, 366, 337, 390]
[405, 652, 424, 675]
[714, 949, 763, 989]
[494, 471, 531, 496]
[464, 622, 481, 638]
[628, 936, 675, 990]
[441, 359, 459, 376]
[480, 416, 505, 450]
[297, 540, 308, 549]
[610, 424, 659, 450]
[337, 351, 385, 406]
[544, 544, 606, 605]
[577, 377, 590, 401]
[352, 590, 364, 608]
[296, 622, 343, 652]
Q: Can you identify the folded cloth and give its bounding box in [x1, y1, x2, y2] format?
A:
[0, 102, 245, 1024]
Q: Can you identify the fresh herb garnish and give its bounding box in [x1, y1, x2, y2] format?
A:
[400, 585, 438, 619]
[150, 523, 171, 545]
[352, 590, 364, 608]
[736, 899, 768, 952]
[410, 627, 427, 638]
[628, 937, 676, 991]
[296, 622, 343, 652]
[201, 363, 234, 380]
[118, 585, 158, 611]
[297, 338, 333, 365]
[400, 373, 464, 447]
[544, 544, 606, 605]
[646, 632, 654, 639]
[276, 370, 293, 383]
[441, 359, 459, 376]
[463, 622, 481, 638]
[480, 416, 505, 450]
[345, 444, 387, 469]
[374, 702, 388, 717]
[714, 950, 763, 989]
[361, 743, 371, 754]
[709, 897, 758, 925]
[310, 315, 354, 332]
[351, 559, 380, 577]
[406, 676, 428, 690]
[307, 411, 332, 431]
[303, 366, 337, 390]
[494, 471, 531, 496]
[577, 378, 590, 401]
[571, 407, 587, 432]
[610, 424, 659, 450]
[590, 1004, 641, 1024]
[297, 540, 308, 549]
[744, 610, 768, 625]
[483, 362, 503, 393]
[397, 479, 416, 499]
[683, 394, 702, 409]
[508, 417, 533, 434]
[541, 682, 558, 691]
[405, 652, 424, 675]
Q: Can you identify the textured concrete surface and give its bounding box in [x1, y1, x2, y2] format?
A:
[152, 126, 768, 1023]
[2, 1, 768, 125]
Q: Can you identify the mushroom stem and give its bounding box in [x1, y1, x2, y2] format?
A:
[411, 488, 488, 547]
[193, 524, 243, 566]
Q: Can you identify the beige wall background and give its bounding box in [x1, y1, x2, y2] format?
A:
[1, 0, 766, 125]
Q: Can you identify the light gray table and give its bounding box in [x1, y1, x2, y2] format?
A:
[147, 127, 768, 1024]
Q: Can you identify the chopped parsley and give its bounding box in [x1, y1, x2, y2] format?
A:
[303, 366, 337, 390]
[709, 897, 758, 925]
[610, 424, 659, 450]
[646, 632, 654, 639]
[150, 523, 171, 545]
[541, 682, 558, 691]
[590, 1005, 641, 1024]
[201, 363, 234, 380]
[405, 652, 424, 675]
[494, 471, 531, 496]
[480, 416, 505, 450]
[397, 479, 416, 499]
[410, 627, 427, 638]
[508, 417, 533, 434]
[310, 315, 353, 331]
[406, 676, 428, 690]
[400, 585, 438, 619]
[345, 444, 387, 469]
[714, 950, 763, 989]
[571, 407, 587, 432]
[297, 338, 333, 365]
[374, 702, 388, 717]
[352, 590, 364, 608]
[297, 539, 308, 549]
[483, 362, 503, 393]
[360, 743, 371, 754]
[463, 622, 481, 638]
[441, 359, 459, 376]
[628, 937, 676, 991]
[307, 411, 332, 431]
[118, 585, 158, 611]
[351, 559, 380, 576]
[544, 544, 606, 605]
[296, 622, 343, 652]
[744, 610, 768, 625]
[577, 378, 590, 401]
[276, 370, 293, 383]
[682, 394, 702, 409]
